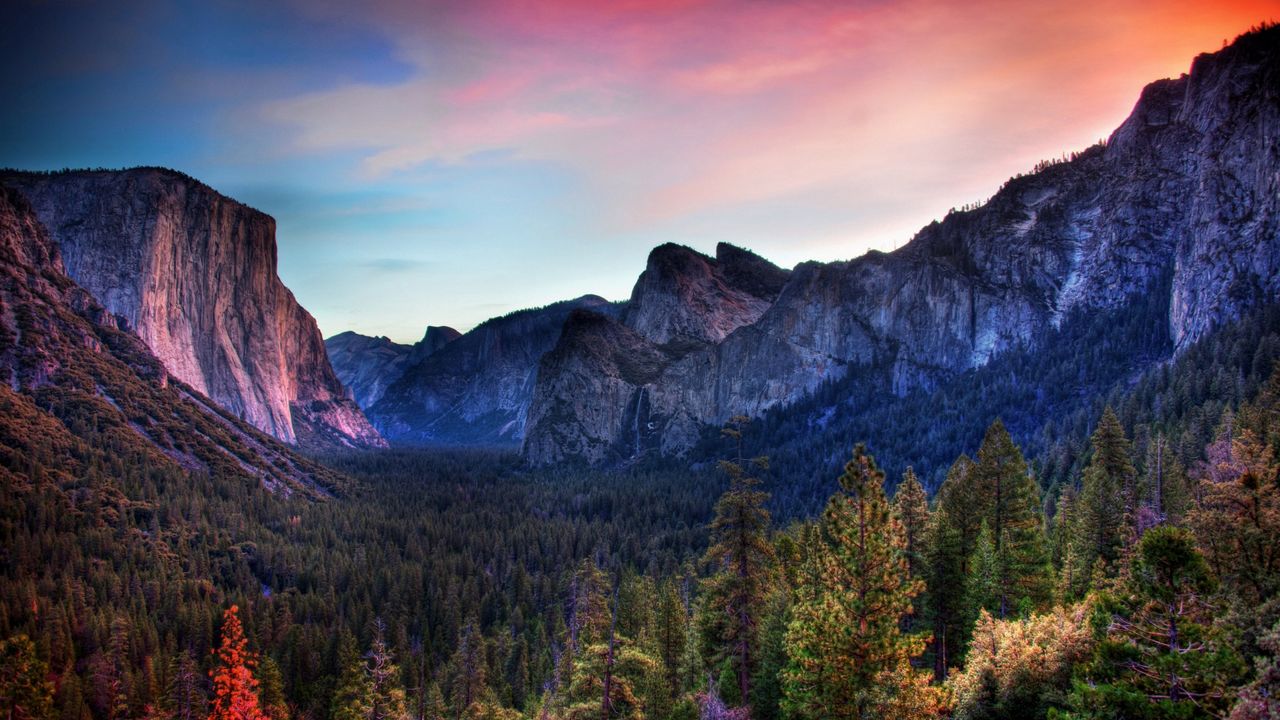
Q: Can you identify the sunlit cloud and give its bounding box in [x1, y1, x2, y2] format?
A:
[262, 0, 1275, 247]
[5, 0, 1274, 340]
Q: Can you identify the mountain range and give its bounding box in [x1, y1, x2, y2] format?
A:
[331, 27, 1280, 468]
[0, 28, 1276, 477]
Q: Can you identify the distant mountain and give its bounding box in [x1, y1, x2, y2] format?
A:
[0, 168, 385, 450]
[524, 243, 792, 464]
[357, 296, 623, 445]
[0, 185, 344, 495]
[521, 24, 1280, 466]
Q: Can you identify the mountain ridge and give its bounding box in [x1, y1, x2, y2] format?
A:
[520, 24, 1279, 465]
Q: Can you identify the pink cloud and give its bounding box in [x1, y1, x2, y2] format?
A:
[266, 0, 1277, 255]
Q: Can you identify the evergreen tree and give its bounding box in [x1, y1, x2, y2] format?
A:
[331, 632, 373, 720]
[421, 683, 447, 720]
[1142, 434, 1189, 527]
[1074, 408, 1137, 582]
[780, 445, 943, 720]
[893, 467, 931, 628]
[652, 580, 685, 702]
[1061, 526, 1246, 719]
[700, 417, 774, 710]
[972, 420, 1051, 617]
[166, 650, 207, 720]
[964, 523, 1000, 626]
[255, 657, 288, 720]
[1231, 620, 1280, 720]
[747, 588, 788, 720]
[0, 634, 54, 720]
[207, 606, 268, 720]
[448, 623, 487, 718]
[924, 506, 966, 680]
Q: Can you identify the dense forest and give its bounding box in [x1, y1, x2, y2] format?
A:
[3, 298, 1280, 719]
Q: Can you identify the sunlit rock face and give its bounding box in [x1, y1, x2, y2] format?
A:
[522, 29, 1280, 466]
[2, 168, 385, 449]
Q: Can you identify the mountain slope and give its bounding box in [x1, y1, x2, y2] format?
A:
[0, 168, 385, 450]
[522, 25, 1280, 466]
[367, 295, 622, 445]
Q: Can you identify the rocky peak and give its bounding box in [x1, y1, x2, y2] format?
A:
[409, 325, 462, 367]
[420, 325, 461, 355]
[623, 242, 789, 345]
[325, 332, 413, 409]
[522, 25, 1280, 466]
[1, 168, 385, 449]
[715, 242, 792, 299]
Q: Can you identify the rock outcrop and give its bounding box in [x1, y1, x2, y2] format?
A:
[326, 332, 414, 409]
[0, 168, 385, 449]
[367, 296, 621, 445]
[624, 243, 789, 345]
[325, 325, 461, 409]
[522, 25, 1280, 465]
[0, 185, 343, 494]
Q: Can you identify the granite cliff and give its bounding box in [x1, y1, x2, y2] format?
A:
[0, 169, 385, 449]
[521, 25, 1280, 465]
[0, 185, 344, 494]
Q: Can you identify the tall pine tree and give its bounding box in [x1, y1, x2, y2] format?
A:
[781, 445, 942, 720]
[972, 420, 1051, 617]
[700, 417, 774, 711]
[1073, 408, 1137, 584]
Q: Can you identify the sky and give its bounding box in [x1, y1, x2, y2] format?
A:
[2, 1, 1275, 342]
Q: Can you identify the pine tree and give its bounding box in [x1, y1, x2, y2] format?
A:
[893, 467, 931, 631]
[1142, 434, 1189, 527]
[256, 657, 288, 720]
[1074, 408, 1136, 582]
[449, 622, 487, 718]
[167, 650, 207, 720]
[972, 420, 1051, 617]
[0, 634, 54, 720]
[700, 417, 774, 710]
[780, 445, 943, 720]
[421, 683, 447, 720]
[330, 632, 372, 720]
[652, 580, 685, 702]
[924, 506, 966, 681]
[207, 606, 268, 720]
[1062, 526, 1246, 719]
[964, 522, 1000, 626]
[562, 582, 659, 720]
[926, 455, 980, 680]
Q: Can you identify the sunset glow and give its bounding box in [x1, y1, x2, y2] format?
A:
[3, 0, 1274, 340]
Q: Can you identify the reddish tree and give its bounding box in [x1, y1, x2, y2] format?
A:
[207, 606, 269, 720]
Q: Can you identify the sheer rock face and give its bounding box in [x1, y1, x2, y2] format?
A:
[522, 28, 1280, 466]
[366, 295, 622, 446]
[0, 186, 342, 495]
[0, 169, 385, 449]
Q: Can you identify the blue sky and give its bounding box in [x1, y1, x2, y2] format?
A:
[3, 0, 1272, 342]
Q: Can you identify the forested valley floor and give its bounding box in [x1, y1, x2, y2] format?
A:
[4, 306, 1280, 720]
